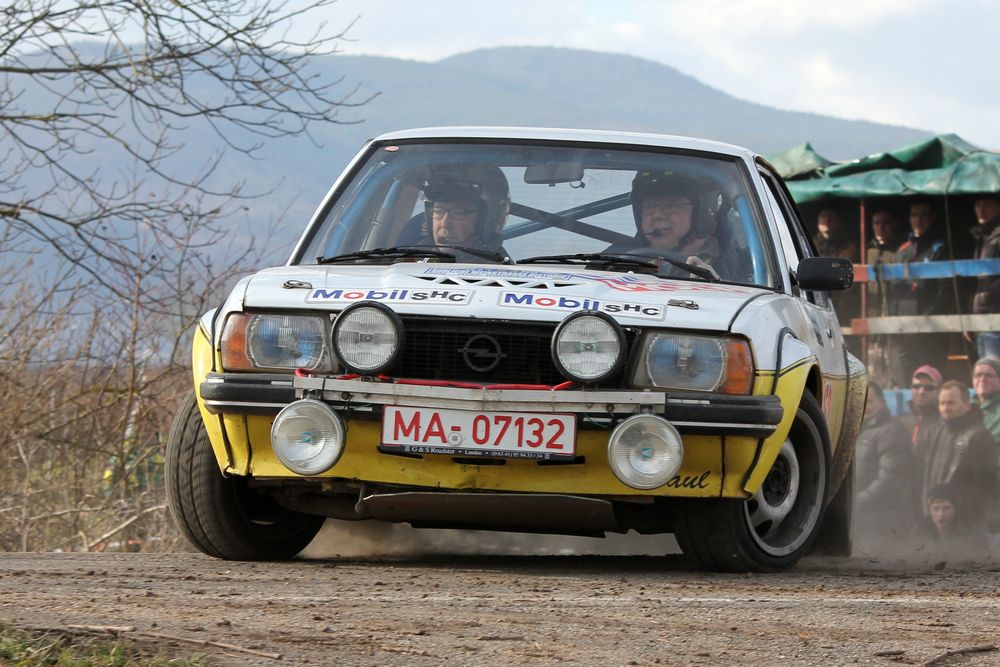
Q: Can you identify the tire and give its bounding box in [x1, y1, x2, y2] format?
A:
[810, 456, 854, 557]
[673, 392, 831, 572]
[165, 392, 323, 560]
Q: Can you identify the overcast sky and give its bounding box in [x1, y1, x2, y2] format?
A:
[319, 0, 999, 152]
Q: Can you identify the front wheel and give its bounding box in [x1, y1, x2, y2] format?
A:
[165, 392, 323, 560]
[673, 392, 830, 572]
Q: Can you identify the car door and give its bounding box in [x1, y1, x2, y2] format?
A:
[757, 167, 849, 446]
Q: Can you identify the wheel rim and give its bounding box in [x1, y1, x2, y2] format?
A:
[743, 431, 825, 557]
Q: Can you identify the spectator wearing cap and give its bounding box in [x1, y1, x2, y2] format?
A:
[910, 483, 991, 563]
[898, 365, 943, 455]
[970, 195, 1000, 358]
[917, 380, 997, 527]
[854, 382, 916, 548]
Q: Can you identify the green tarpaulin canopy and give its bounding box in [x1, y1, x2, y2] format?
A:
[767, 134, 1000, 204]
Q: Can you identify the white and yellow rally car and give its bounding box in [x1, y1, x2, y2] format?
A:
[166, 128, 867, 572]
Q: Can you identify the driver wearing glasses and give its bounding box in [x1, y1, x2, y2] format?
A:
[419, 164, 511, 251]
[607, 170, 719, 276]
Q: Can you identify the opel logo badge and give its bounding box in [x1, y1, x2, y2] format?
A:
[458, 334, 505, 372]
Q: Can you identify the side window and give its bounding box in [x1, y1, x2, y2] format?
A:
[759, 171, 832, 309]
[760, 175, 800, 272]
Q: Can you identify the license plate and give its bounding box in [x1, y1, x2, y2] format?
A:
[381, 406, 576, 459]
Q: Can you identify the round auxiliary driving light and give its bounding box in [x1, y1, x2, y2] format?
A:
[332, 301, 404, 375]
[551, 311, 626, 383]
[607, 414, 684, 489]
[271, 399, 345, 475]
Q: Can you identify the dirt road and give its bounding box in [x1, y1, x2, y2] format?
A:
[2, 540, 1000, 666]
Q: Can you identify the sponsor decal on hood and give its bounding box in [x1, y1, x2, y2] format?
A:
[306, 288, 472, 305]
[499, 291, 665, 320]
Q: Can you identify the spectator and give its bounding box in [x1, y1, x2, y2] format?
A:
[970, 195, 1000, 358]
[897, 199, 954, 315]
[917, 380, 997, 527]
[855, 382, 916, 547]
[865, 208, 908, 387]
[812, 206, 860, 320]
[972, 355, 1000, 537]
[813, 206, 859, 262]
[972, 356, 1000, 444]
[897, 200, 955, 374]
[910, 483, 991, 564]
[898, 365, 943, 452]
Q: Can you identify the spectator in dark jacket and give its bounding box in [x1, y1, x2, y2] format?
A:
[855, 383, 916, 547]
[917, 381, 998, 527]
[866, 209, 908, 387]
[813, 206, 860, 319]
[813, 206, 859, 262]
[897, 199, 952, 315]
[897, 200, 955, 375]
[970, 195, 1000, 358]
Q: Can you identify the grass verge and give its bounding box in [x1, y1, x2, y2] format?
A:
[0, 621, 212, 666]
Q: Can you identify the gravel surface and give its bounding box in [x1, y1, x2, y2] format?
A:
[2, 541, 1000, 666]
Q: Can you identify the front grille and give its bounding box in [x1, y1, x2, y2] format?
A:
[392, 317, 563, 385]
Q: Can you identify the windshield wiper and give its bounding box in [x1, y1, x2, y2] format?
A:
[317, 246, 457, 264]
[518, 252, 717, 282]
[317, 245, 509, 265]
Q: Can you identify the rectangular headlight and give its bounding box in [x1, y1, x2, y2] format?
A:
[630, 332, 753, 394]
[221, 312, 334, 372]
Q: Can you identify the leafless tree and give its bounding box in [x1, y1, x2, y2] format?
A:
[0, 0, 373, 551]
[0, 0, 372, 294]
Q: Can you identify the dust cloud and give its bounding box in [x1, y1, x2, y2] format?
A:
[301, 519, 681, 559]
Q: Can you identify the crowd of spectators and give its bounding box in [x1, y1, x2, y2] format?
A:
[847, 195, 1000, 386]
[811, 196, 1000, 562]
[854, 362, 1000, 563]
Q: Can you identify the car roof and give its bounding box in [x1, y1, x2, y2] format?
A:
[371, 126, 757, 160]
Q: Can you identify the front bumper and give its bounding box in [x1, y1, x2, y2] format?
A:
[200, 372, 783, 439]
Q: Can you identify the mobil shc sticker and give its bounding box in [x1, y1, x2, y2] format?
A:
[306, 288, 472, 305]
[499, 291, 664, 320]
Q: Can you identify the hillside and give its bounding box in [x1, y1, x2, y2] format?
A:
[253, 46, 929, 252]
[6, 45, 933, 263]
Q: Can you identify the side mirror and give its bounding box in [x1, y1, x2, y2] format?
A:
[796, 256, 854, 291]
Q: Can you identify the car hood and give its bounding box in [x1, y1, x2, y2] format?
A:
[241, 263, 768, 332]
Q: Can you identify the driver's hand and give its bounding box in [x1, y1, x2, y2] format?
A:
[686, 256, 720, 279]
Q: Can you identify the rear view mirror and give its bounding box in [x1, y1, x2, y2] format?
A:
[796, 256, 854, 291]
[523, 162, 585, 185]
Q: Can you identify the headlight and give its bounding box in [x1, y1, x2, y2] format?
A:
[551, 311, 626, 383]
[271, 399, 345, 475]
[221, 313, 332, 372]
[607, 414, 684, 489]
[332, 302, 404, 375]
[631, 333, 752, 394]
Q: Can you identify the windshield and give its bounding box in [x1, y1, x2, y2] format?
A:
[296, 141, 778, 287]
